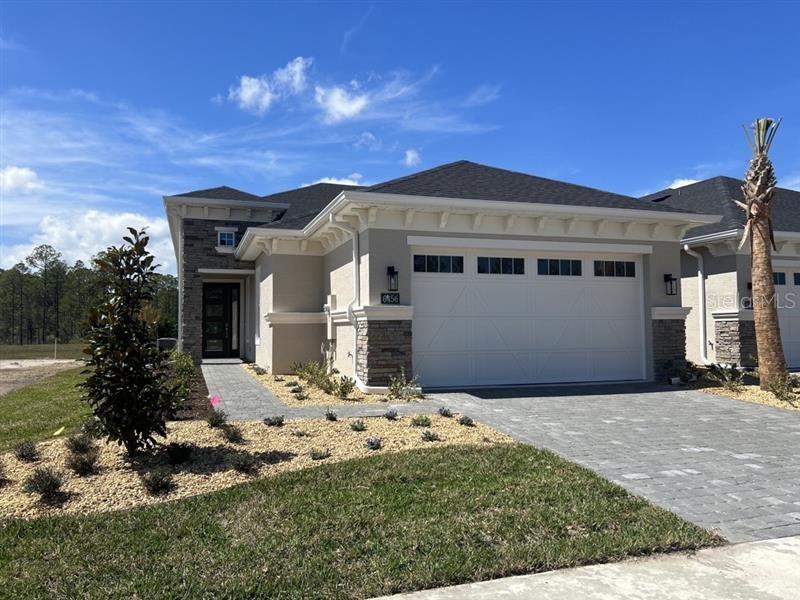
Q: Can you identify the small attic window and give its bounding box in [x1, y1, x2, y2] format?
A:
[650, 195, 672, 203]
[218, 231, 235, 247]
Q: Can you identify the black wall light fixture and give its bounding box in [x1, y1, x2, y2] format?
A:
[387, 266, 399, 291]
[664, 274, 678, 296]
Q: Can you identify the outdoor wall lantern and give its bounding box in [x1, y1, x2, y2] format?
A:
[387, 266, 399, 292]
[664, 274, 678, 296]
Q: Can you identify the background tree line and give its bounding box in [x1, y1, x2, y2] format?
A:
[0, 244, 178, 345]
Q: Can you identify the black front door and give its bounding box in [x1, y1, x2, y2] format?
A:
[202, 283, 240, 358]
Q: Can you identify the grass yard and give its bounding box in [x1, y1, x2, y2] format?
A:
[0, 444, 720, 599]
[0, 343, 86, 360]
[0, 367, 89, 451]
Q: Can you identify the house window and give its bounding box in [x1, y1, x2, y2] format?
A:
[218, 231, 236, 247]
[774, 272, 786, 286]
[594, 260, 635, 278]
[794, 273, 800, 286]
[537, 259, 582, 276]
[413, 254, 464, 274]
[477, 256, 525, 275]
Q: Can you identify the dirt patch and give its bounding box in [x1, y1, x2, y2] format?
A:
[241, 363, 413, 405]
[0, 360, 83, 396]
[701, 384, 800, 412]
[0, 414, 511, 519]
[175, 366, 212, 420]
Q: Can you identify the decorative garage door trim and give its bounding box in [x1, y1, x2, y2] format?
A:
[407, 235, 653, 255]
[411, 246, 647, 388]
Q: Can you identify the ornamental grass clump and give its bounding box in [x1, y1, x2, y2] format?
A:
[23, 468, 64, 503]
[65, 434, 95, 455]
[141, 469, 174, 495]
[66, 447, 100, 476]
[336, 376, 356, 400]
[410, 415, 431, 428]
[350, 419, 367, 432]
[14, 441, 39, 463]
[230, 453, 258, 475]
[383, 408, 399, 421]
[206, 410, 227, 428]
[310, 448, 331, 461]
[263, 415, 285, 427]
[221, 424, 244, 444]
[82, 228, 180, 455]
[324, 409, 337, 421]
[365, 437, 382, 451]
[438, 407, 453, 418]
[458, 415, 475, 427]
[421, 430, 440, 442]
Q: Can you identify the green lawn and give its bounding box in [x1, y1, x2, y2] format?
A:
[0, 367, 89, 451]
[0, 444, 720, 599]
[0, 343, 86, 360]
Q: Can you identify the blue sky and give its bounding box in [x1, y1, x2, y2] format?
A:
[2, 1, 799, 273]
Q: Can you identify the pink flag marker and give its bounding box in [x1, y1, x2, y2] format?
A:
[209, 394, 221, 407]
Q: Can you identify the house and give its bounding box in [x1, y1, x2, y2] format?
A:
[164, 160, 719, 391]
[642, 177, 800, 369]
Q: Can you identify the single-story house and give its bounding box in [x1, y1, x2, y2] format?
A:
[164, 160, 719, 391]
[642, 177, 800, 369]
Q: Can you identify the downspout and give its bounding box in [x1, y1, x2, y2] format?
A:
[683, 244, 710, 364]
[329, 215, 369, 390]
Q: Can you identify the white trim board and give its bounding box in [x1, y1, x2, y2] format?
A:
[406, 236, 653, 255]
[197, 268, 255, 275]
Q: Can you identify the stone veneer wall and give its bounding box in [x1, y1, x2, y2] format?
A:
[715, 320, 757, 367]
[181, 218, 262, 363]
[355, 320, 412, 387]
[652, 319, 687, 382]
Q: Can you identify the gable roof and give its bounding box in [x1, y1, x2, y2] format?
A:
[641, 176, 800, 239]
[172, 185, 263, 202]
[365, 160, 692, 215]
[259, 183, 364, 230]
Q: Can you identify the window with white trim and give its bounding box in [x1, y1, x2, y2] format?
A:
[794, 273, 800, 286]
[413, 254, 464, 273]
[477, 256, 525, 275]
[218, 231, 236, 247]
[537, 258, 582, 276]
[774, 272, 786, 285]
[594, 260, 635, 278]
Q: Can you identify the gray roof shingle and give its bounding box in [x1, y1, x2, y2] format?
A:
[365, 160, 693, 214]
[641, 176, 800, 238]
[257, 183, 363, 230]
[172, 185, 263, 202]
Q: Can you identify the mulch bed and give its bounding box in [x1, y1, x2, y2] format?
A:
[175, 367, 213, 420]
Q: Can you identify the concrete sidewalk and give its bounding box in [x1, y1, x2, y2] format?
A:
[377, 535, 800, 600]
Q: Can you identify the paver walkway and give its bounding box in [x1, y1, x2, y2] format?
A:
[430, 384, 800, 543]
[376, 534, 800, 600]
[200, 360, 442, 420]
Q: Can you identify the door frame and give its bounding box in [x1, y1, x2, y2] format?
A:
[202, 282, 241, 359]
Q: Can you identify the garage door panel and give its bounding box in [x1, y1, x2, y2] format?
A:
[412, 250, 644, 387]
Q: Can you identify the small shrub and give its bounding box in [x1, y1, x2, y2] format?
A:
[410, 415, 431, 428]
[80, 417, 104, 439]
[206, 410, 227, 428]
[284, 380, 297, 388]
[294, 392, 309, 401]
[141, 469, 174, 495]
[221, 424, 244, 444]
[252, 365, 267, 376]
[274, 375, 285, 382]
[230, 453, 258, 475]
[67, 447, 100, 476]
[438, 407, 453, 418]
[336, 376, 356, 399]
[289, 385, 303, 394]
[365, 437, 382, 451]
[421, 430, 440, 442]
[291, 429, 311, 438]
[14, 441, 39, 463]
[23, 468, 64, 501]
[388, 368, 423, 401]
[350, 419, 367, 432]
[263, 415, 285, 427]
[324, 408, 338, 421]
[170, 350, 196, 403]
[310, 448, 331, 461]
[458, 415, 475, 427]
[65, 434, 95, 455]
[769, 374, 800, 407]
[707, 363, 745, 392]
[165, 442, 194, 464]
[383, 408, 399, 421]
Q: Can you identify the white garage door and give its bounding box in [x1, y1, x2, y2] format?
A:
[411, 249, 646, 387]
[774, 267, 800, 368]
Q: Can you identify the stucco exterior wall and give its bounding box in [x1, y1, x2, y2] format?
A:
[331, 322, 354, 377]
[270, 324, 326, 374]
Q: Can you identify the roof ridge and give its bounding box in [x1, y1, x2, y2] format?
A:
[365, 160, 471, 192]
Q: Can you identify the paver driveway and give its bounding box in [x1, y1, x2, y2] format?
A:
[430, 384, 800, 543]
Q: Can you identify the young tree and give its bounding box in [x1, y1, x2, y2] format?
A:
[737, 118, 787, 389]
[82, 228, 179, 454]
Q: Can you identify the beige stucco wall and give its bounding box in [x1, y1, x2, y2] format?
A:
[680, 249, 738, 364]
[331, 322, 354, 377]
[270, 324, 326, 374]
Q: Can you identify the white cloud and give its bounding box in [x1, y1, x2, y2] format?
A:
[1, 210, 175, 273]
[353, 131, 382, 151]
[463, 84, 501, 107]
[227, 57, 313, 116]
[314, 85, 369, 123]
[668, 178, 700, 189]
[403, 149, 421, 167]
[303, 172, 365, 187]
[0, 166, 43, 192]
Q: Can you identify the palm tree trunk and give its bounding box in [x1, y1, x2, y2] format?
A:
[752, 217, 786, 389]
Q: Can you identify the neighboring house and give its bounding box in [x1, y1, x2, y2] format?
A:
[642, 177, 800, 369]
[164, 160, 718, 391]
